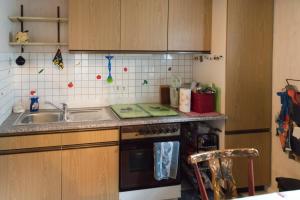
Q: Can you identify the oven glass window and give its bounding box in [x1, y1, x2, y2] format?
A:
[129, 149, 152, 172]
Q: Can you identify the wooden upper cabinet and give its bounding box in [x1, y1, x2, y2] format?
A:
[69, 0, 121, 50]
[168, 0, 212, 51]
[121, 0, 168, 51]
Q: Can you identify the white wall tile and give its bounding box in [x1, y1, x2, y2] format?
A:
[5, 53, 193, 110]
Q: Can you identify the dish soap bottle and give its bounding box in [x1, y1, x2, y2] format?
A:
[30, 91, 39, 112]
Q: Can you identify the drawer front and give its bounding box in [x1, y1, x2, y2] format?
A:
[61, 129, 119, 146]
[0, 134, 61, 151]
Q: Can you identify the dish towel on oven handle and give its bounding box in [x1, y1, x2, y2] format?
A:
[154, 141, 180, 181]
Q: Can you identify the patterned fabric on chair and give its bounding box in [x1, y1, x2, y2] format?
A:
[188, 148, 259, 200]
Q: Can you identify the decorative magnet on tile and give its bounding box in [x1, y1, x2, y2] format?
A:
[38, 68, 45, 74]
[68, 82, 74, 88]
[96, 74, 102, 80]
[123, 67, 128, 72]
[142, 80, 148, 85]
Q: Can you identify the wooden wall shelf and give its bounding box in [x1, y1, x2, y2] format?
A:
[8, 16, 68, 23]
[9, 42, 68, 46]
[9, 5, 68, 51]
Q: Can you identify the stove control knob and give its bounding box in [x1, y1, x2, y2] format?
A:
[152, 128, 159, 134]
[140, 128, 146, 135]
[172, 127, 179, 132]
[158, 127, 165, 134]
[166, 127, 172, 133]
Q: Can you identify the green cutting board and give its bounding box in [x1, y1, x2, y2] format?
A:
[111, 104, 151, 119]
[137, 104, 178, 117]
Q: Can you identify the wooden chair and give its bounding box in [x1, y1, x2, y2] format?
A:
[188, 148, 259, 200]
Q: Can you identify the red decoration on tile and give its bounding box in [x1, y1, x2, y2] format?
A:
[68, 82, 74, 88]
[123, 67, 128, 72]
[96, 74, 102, 80]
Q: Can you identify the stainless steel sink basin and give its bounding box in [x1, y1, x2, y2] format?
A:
[68, 108, 114, 122]
[15, 112, 64, 125]
[14, 108, 115, 125]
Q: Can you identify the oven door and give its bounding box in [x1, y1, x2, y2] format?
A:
[120, 137, 180, 191]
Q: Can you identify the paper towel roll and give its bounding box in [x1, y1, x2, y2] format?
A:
[179, 88, 191, 112]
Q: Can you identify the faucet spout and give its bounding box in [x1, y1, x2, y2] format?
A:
[45, 101, 69, 121]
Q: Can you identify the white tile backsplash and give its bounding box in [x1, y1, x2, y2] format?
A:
[1, 53, 193, 115]
[0, 54, 14, 125]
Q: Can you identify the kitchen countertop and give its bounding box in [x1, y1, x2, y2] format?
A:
[0, 108, 226, 137]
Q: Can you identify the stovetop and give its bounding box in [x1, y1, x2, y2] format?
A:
[111, 103, 178, 119]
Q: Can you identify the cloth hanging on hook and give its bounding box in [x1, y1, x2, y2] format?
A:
[276, 79, 300, 154]
[276, 91, 293, 151]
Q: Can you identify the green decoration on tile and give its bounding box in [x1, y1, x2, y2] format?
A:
[142, 80, 148, 85]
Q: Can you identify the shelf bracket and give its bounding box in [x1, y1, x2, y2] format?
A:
[57, 6, 60, 44]
[20, 4, 24, 53]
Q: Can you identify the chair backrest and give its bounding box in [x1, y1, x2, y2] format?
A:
[188, 148, 259, 200]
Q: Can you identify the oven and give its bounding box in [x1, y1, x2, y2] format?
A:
[119, 123, 181, 192]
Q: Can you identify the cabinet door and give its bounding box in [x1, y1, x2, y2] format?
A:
[226, 0, 273, 131]
[69, 0, 121, 50]
[225, 132, 271, 188]
[0, 151, 61, 200]
[121, 0, 168, 51]
[62, 146, 119, 200]
[168, 0, 212, 51]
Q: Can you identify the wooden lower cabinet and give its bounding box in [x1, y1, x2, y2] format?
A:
[62, 146, 119, 200]
[0, 151, 61, 200]
[225, 132, 271, 188]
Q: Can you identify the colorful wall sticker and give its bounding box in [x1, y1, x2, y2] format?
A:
[142, 80, 149, 85]
[68, 82, 74, 88]
[105, 56, 114, 83]
[38, 68, 45, 74]
[96, 74, 102, 80]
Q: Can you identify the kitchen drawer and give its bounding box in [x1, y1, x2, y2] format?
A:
[61, 129, 119, 146]
[0, 134, 61, 151]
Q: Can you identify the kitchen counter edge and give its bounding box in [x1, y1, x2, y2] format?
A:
[0, 112, 227, 137]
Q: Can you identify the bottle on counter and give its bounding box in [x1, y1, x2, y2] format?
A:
[30, 91, 39, 112]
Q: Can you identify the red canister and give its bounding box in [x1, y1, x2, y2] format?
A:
[191, 92, 215, 113]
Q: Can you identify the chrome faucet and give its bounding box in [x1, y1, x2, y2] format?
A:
[45, 101, 69, 121]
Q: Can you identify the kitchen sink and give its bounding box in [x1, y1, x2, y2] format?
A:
[15, 112, 64, 125]
[68, 108, 114, 122]
[14, 108, 115, 125]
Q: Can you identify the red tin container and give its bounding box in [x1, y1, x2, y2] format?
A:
[191, 92, 215, 113]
